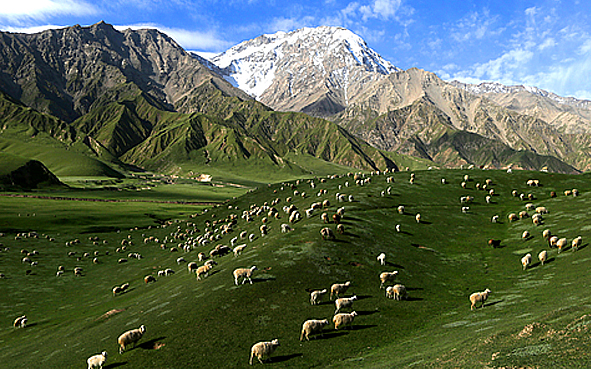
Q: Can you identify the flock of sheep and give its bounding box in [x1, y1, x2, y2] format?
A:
[3, 167, 587, 366]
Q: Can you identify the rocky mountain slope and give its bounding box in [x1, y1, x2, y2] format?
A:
[0, 22, 426, 181]
[211, 26, 400, 117]
[204, 26, 590, 172]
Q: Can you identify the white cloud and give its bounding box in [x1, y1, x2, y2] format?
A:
[0, 0, 97, 21]
[360, 0, 401, 21]
[269, 16, 316, 32]
[0, 24, 69, 33]
[115, 24, 233, 51]
[450, 8, 501, 43]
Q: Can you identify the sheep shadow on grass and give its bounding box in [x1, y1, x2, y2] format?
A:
[405, 296, 423, 302]
[578, 243, 589, 251]
[104, 363, 128, 369]
[316, 330, 348, 340]
[356, 310, 378, 316]
[385, 261, 405, 269]
[483, 300, 504, 308]
[138, 336, 166, 350]
[268, 353, 303, 363]
[348, 324, 378, 331]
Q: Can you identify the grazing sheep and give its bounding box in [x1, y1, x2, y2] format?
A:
[572, 236, 583, 251]
[233, 266, 257, 285]
[87, 351, 107, 369]
[549, 236, 559, 248]
[334, 295, 357, 314]
[249, 234, 256, 242]
[74, 267, 83, 277]
[333, 311, 358, 330]
[377, 253, 386, 266]
[536, 206, 548, 214]
[522, 231, 530, 239]
[260, 224, 268, 236]
[120, 283, 129, 292]
[336, 207, 345, 217]
[461, 206, 469, 213]
[491, 215, 499, 223]
[330, 281, 351, 300]
[415, 213, 421, 223]
[13, 315, 27, 328]
[557, 238, 568, 253]
[519, 211, 529, 219]
[542, 229, 551, 240]
[336, 224, 345, 234]
[322, 199, 330, 208]
[117, 325, 146, 354]
[395, 224, 401, 232]
[112, 286, 122, 296]
[538, 250, 548, 265]
[310, 289, 328, 305]
[320, 227, 335, 240]
[300, 319, 329, 341]
[525, 203, 535, 211]
[386, 284, 407, 300]
[488, 239, 501, 248]
[281, 223, 293, 233]
[144, 275, 156, 284]
[196, 264, 214, 280]
[470, 289, 491, 310]
[321, 212, 329, 223]
[249, 339, 280, 365]
[521, 253, 532, 270]
[379, 271, 399, 289]
[188, 262, 198, 273]
[486, 196, 491, 204]
[332, 213, 341, 224]
[348, 195, 354, 202]
[197, 252, 206, 262]
[508, 213, 518, 222]
[233, 244, 247, 257]
[176, 257, 186, 265]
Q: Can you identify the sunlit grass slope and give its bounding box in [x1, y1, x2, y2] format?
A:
[0, 169, 590, 368]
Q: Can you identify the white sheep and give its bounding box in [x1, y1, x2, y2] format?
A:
[557, 238, 568, 253]
[522, 230, 530, 239]
[379, 271, 399, 289]
[415, 213, 421, 223]
[249, 339, 280, 365]
[491, 215, 499, 223]
[549, 236, 559, 247]
[176, 257, 186, 265]
[470, 289, 491, 310]
[538, 250, 548, 265]
[233, 244, 247, 257]
[377, 252, 386, 266]
[196, 264, 214, 280]
[485, 195, 491, 204]
[395, 224, 401, 232]
[521, 253, 532, 270]
[333, 311, 358, 330]
[397, 205, 405, 214]
[300, 319, 329, 341]
[13, 315, 27, 328]
[310, 289, 327, 305]
[281, 224, 293, 233]
[187, 262, 198, 273]
[233, 266, 257, 285]
[249, 234, 256, 242]
[87, 351, 107, 369]
[334, 295, 357, 314]
[117, 325, 146, 354]
[386, 284, 407, 300]
[572, 236, 582, 252]
[320, 227, 335, 240]
[330, 281, 351, 300]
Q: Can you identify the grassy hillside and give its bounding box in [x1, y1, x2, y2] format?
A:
[0, 169, 590, 368]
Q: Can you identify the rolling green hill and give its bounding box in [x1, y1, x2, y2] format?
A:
[1, 169, 590, 368]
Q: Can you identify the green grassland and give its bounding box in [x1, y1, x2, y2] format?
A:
[0, 169, 591, 368]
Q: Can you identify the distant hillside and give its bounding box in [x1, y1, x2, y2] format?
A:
[0, 153, 64, 190]
[0, 23, 437, 182]
[203, 27, 591, 172]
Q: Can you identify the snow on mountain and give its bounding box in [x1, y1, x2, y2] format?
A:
[209, 26, 400, 100]
[451, 80, 591, 110]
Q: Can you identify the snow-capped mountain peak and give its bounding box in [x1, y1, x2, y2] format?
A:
[208, 26, 400, 102]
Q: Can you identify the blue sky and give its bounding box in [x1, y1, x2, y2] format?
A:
[1, 0, 591, 99]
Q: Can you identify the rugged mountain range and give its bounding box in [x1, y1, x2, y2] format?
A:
[0, 22, 428, 182]
[204, 26, 590, 172]
[0, 22, 584, 178]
